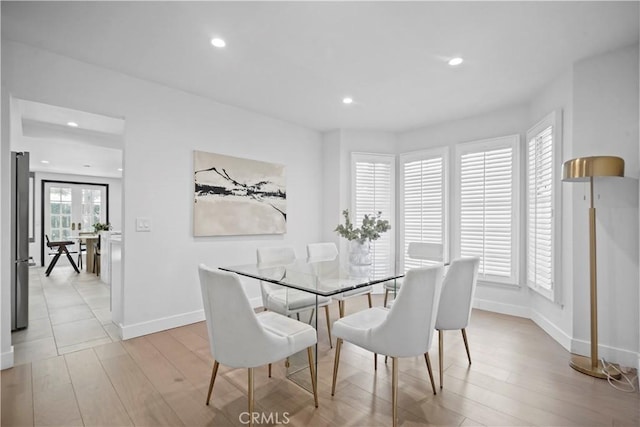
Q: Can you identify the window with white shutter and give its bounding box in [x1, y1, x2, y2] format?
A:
[526, 111, 561, 301]
[400, 148, 448, 272]
[351, 153, 395, 279]
[454, 135, 519, 285]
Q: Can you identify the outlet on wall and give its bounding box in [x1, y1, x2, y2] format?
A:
[136, 217, 151, 232]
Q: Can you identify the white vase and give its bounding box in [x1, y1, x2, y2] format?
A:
[349, 240, 372, 277]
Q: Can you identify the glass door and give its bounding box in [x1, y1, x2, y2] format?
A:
[43, 182, 107, 265]
[47, 186, 73, 242]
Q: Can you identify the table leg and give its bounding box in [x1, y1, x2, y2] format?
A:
[86, 241, 95, 273]
[284, 295, 319, 395]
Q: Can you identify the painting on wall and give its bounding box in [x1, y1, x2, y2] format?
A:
[193, 150, 287, 236]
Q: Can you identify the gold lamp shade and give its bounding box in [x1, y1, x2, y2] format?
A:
[562, 156, 625, 181]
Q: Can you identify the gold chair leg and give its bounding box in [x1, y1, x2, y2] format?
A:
[296, 313, 300, 321]
[339, 300, 345, 318]
[206, 361, 219, 405]
[308, 308, 315, 324]
[424, 353, 436, 395]
[367, 293, 373, 308]
[248, 368, 254, 427]
[325, 305, 333, 348]
[439, 329, 444, 389]
[392, 357, 398, 427]
[383, 289, 389, 307]
[462, 328, 471, 365]
[374, 353, 377, 371]
[268, 363, 272, 378]
[307, 347, 319, 408]
[331, 338, 343, 396]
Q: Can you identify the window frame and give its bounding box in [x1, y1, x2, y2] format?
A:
[526, 110, 562, 302]
[350, 152, 396, 279]
[453, 134, 521, 286]
[399, 146, 449, 272]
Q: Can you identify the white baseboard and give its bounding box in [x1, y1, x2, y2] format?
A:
[1, 346, 14, 370]
[121, 310, 205, 340]
[571, 338, 640, 370]
[530, 311, 572, 351]
[473, 298, 530, 318]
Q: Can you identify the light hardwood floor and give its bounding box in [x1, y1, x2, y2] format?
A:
[2, 295, 639, 426]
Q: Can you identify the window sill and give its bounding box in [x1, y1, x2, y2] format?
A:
[477, 279, 521, 290]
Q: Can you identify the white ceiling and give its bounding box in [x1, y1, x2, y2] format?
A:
[10, 99, 124, 178]
[2, 1, 639, 133]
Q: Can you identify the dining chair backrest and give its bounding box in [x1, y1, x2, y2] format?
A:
[373, 266, 443, 357]
[45, 234, 52, 248]
[256, 246, 296, 266]
[407, 242, 443, 261]
[199, 264, 281, 368]
[435, 257, 480, 330]
[256, 246, 296, 307]
[306, 242, 338, 261]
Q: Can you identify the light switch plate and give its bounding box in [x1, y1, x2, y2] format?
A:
[136, 217, 151, 232]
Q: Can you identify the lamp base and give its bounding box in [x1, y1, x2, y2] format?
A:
[569, 354, 621, 379]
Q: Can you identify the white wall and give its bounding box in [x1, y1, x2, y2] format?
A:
[321, 130, 343, 245]
[398, 104, 533, 316]
[32, 171, 123, 265]
[570, 44, 639, 367]
[1, 65, 15, 369]
[1, 40, 324, 348]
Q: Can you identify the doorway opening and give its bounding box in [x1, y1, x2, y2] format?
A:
[9, 97, 125, 364]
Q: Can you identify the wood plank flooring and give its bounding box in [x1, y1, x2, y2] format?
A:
[2, 295, 639, 426]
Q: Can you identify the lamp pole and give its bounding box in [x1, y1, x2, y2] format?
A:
[563, 156, 624, 379]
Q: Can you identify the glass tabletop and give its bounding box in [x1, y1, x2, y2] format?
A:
[220, 257, 403, 297]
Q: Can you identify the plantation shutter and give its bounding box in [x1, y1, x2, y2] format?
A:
[527, 123, 554, 293]
[458, 139, 517, 283]
[353, 154, 394, 279]
[402, 153, 445, 272]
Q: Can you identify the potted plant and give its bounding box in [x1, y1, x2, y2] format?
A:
[334, 209, 391, 267]
[93, 222, 112, 234]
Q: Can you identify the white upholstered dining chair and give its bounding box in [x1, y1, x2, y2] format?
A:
[435, 256, 480, 389]
[331, 266, 443, 427]
[306, 242, 373, 318]
[384, 241, 443, 307]
[198, 265, 319, 420]
[256, 246, 334, 347]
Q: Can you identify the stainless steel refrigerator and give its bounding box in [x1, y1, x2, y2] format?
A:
[11, 151, 29, 331]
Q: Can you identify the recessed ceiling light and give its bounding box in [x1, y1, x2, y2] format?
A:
[342, 97, 353, 105]
[117, 168, 123, 172]
[211, 38, 226, 48]
[67, 121, 79, 127]
[83, 164, 91, 168]
[40, 160, 49, 164]
[448, 57, 464, 66]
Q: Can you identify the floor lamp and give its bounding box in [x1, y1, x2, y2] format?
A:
[562, 155, 624, 379]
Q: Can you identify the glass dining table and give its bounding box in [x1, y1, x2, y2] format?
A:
[220, 256, 403, 392]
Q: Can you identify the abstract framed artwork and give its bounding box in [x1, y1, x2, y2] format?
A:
[193, 150, 287, 236]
